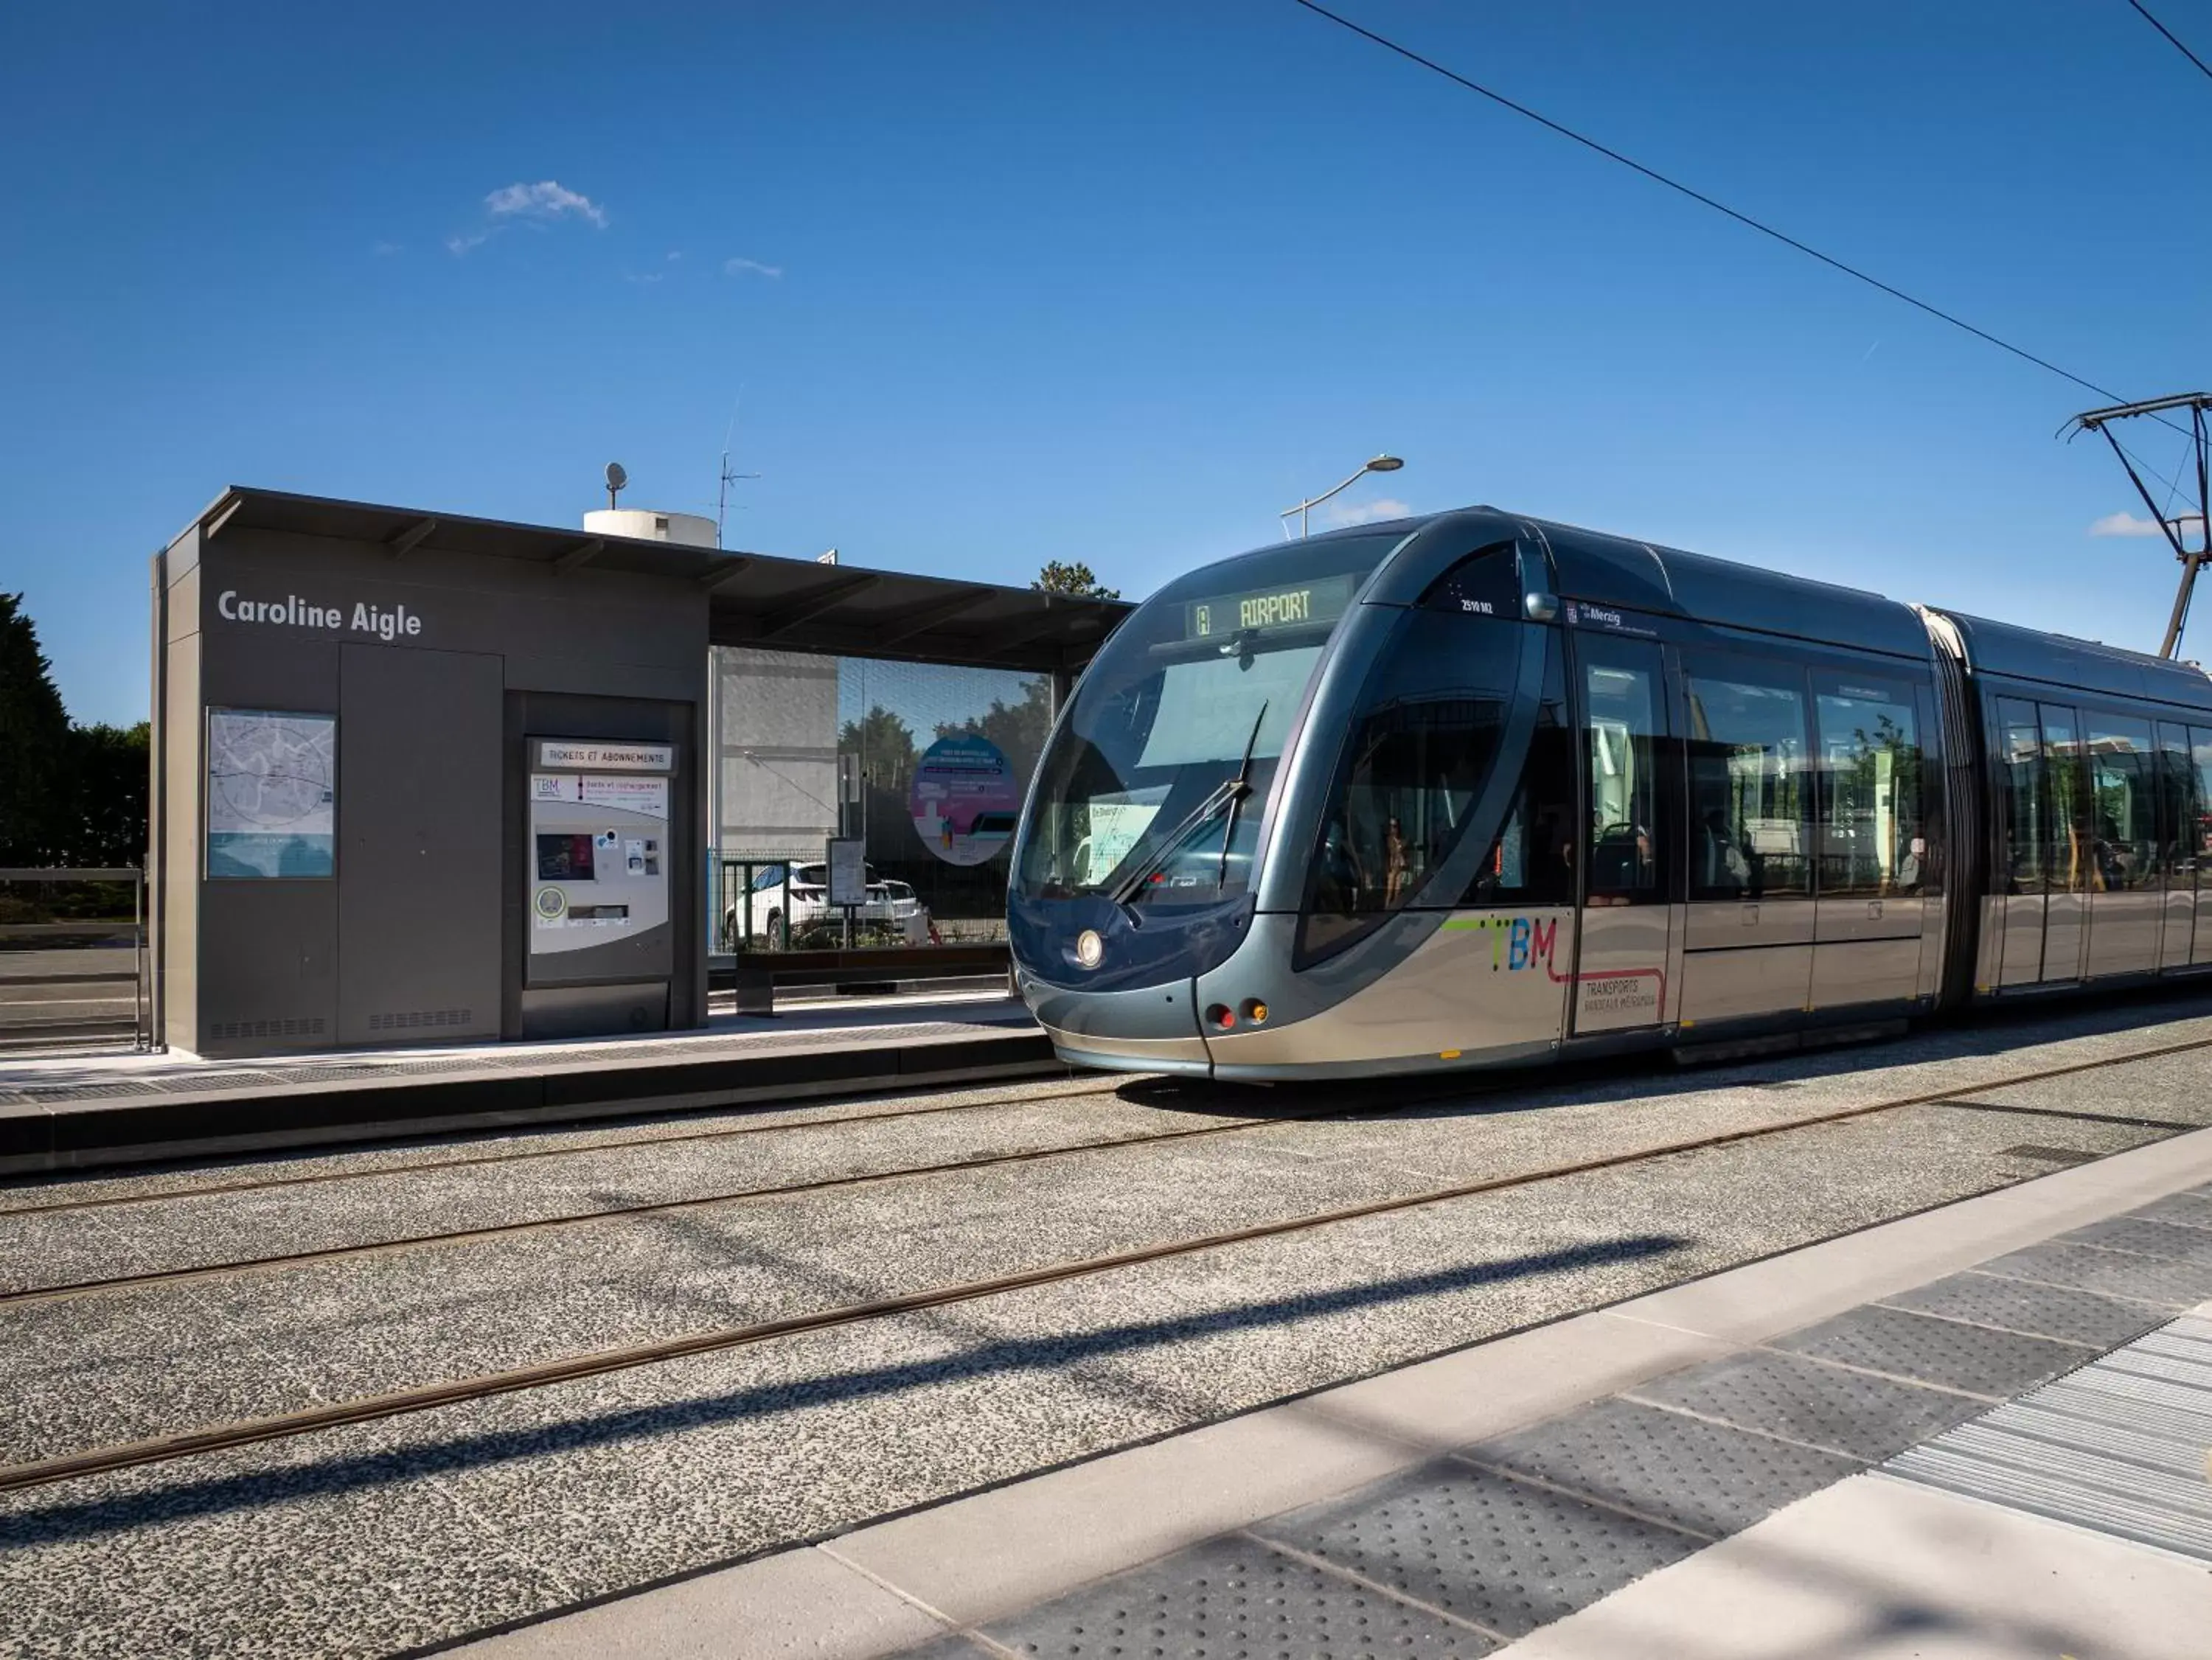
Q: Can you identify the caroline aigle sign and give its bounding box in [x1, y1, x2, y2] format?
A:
[218, 590, 424, 643]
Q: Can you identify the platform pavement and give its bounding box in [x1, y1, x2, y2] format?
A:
[0, 991, 1054, 1176]
[445, 1117, 2212, 1660]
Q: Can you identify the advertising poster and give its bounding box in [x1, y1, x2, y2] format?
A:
[908, 734, 1020, 866]
[206, 709, 337, 878]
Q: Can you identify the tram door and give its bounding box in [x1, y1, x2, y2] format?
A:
[2038, 705, 2091, 984]
[1990, 698, 2048, 986]
[1676, 653, 1817, 1026]
[2082, 713, 2160, 978]
[2155, 724, 2197, 972]
[1569, 635, 1675, 1033]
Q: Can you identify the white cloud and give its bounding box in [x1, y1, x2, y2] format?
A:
[1321, 496, 1411, 528]
[724, 256, 783, 279]
[2090, 510, 2201, 537]
[667, 250, 682, 262]
[372, 240, 402, 257]
[484, 180, 608, 227]
[445, 229, 495, 257]
[623, 271, 664, 285]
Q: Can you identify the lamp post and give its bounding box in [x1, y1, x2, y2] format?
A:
[1280, 455, 1405, 539]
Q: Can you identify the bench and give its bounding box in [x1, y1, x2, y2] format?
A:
[711, 943, 1015, 1015]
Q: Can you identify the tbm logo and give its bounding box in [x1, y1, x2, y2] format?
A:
[1458, 915, 1559, 973]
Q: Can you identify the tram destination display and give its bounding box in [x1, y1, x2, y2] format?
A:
[1184, 573, 1357, 641]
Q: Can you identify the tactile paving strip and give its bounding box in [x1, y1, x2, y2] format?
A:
[977, 1532, 1495, 1657]
[146, 1070, 291, 1094]
[1623, 1348, 1986, 1462]
[2067, 1216, 2212, 1266]
[1253, 1458, 1701, 1640]
[889, 1635, 998, 1660]
[7, 1081, 163, 1101]
[1974, 1239, 2212, 1307]
[1765, 1304, 2093, 1397]
[1461, 1396, 1862, 1538]
[2133, 1192, 2212, 1232]
[1877, 1272, 2168, 1350]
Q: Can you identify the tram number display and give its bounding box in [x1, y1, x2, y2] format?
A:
[1186, 574, 1357, 640]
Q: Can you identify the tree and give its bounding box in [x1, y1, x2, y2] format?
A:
[936, 676, 1054, 775]
[1033, 560, 1120, 601]
[0, 593, 70, 865]
[838, 704, 919, 796]
[65, 722, 150, 868]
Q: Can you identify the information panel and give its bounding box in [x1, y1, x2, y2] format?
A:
[206, 708, 337, 879]
[527, 769, 670, 958]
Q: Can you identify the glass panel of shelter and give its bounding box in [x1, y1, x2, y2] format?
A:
[712, 647, 1055, 952]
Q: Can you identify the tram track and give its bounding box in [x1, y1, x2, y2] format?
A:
[0, 1100, 1344, 1309]
[0, 1074, 1136, 1220]
[3, 1030, 2208, 1499]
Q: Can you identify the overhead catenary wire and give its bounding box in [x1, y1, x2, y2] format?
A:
[2124, 0, 2212, 83]
[1287, 0, 2157, 415]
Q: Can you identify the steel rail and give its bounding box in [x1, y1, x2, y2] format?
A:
[0, 1104, 1329, 1309]
[0, 1076, 1133, 1219]
[1, 1032, 2206, 1497]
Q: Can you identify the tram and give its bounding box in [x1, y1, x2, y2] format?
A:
[1007, 508, 2212, 1079]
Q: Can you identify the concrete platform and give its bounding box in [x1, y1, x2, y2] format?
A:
[0, 991, 1054, 1176]
[445, 1116, 2212, 1659]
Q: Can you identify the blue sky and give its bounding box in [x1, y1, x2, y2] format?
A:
[4, 1, 2209, 725]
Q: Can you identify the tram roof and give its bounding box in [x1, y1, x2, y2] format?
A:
[1371, 508, 1936, 660]
[1365, 506, 2212, 711]
[1932, 609, 2212, 711]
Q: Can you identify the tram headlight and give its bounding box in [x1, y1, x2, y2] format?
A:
[1074, 928, 1105, 969]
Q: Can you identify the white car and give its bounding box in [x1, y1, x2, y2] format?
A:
[876, 879, 936, 946]
[726, 862, 920, 946]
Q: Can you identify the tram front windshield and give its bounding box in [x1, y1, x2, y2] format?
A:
[1018, 534, 1402, 903]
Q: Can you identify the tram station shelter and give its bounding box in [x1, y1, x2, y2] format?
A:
[148, 487, 1127, 1058]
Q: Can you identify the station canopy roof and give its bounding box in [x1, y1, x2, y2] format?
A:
[191, 487, 1133, 673]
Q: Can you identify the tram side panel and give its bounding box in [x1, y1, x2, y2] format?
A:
[1964, 669, 2212, 1000]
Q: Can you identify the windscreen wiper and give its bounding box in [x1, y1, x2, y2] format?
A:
[1215, 700, 1269, 891]
[1107, 702, 1268, 906]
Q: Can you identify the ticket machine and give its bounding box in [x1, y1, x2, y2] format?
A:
[525, 736, 676, 1033]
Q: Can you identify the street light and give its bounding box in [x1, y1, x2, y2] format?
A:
[1280, 455, 1405, 540]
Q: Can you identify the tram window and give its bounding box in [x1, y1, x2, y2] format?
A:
[1812, 678, 1924, 897]
[1994, 698, 2047, 896]
[1685, 659, 1811, 900]
[2156, 723, 2197, 892]
[1301, 611, 1526, 932]
[2041, 705, 2090, 893]
[1464, 639, 1575, 906]
[2193, 727, 2212, 888]
[2084, 714, 2157, 892]
[1581, 656, 1660, 905]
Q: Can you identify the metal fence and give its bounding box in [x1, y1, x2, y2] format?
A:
[0, 868, 153, 1052]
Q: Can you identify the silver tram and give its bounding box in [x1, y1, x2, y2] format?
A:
[1006, 508, 2212, 1080]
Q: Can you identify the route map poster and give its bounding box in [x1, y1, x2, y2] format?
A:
[206, 709, 337, 878]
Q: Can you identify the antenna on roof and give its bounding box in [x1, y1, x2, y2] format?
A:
[605, 461, 628, 512]
[715, 389, 759, 549]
